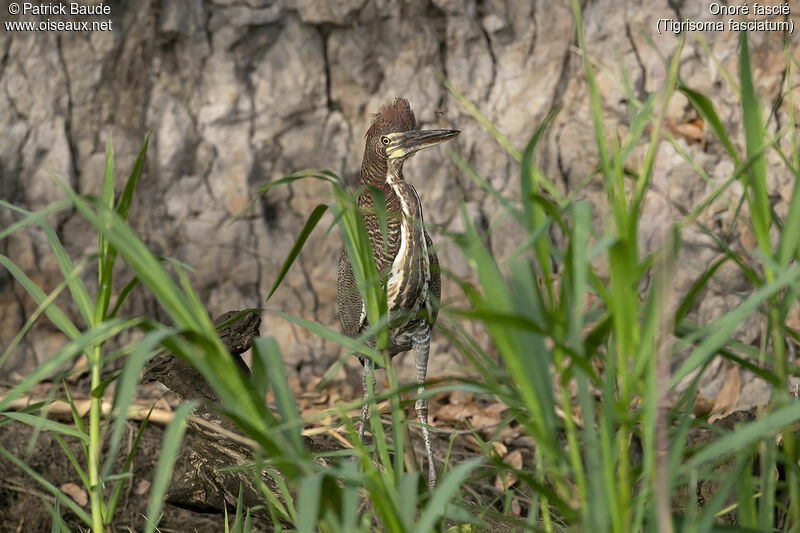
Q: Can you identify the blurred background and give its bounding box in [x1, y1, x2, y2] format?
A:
[0, 0, 797, 408]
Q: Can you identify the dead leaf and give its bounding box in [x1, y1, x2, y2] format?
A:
[288, 378, 302, 394]
[667, 118, 704, 144]
[462, 435, 483, 453]
[692, 391, 714, 418]
[738, 223, 757, 253]
[709, 367, 741, 423]
[448, 390, 470, 405]
[510, 496, 522, 517]
[60, 482, 87, 506]
[491, 441, 508, 459]
[506, 449, 523, 469]
[434, 402, 474, 423]
[494, 449, 523, 490]
[135, 479, 151, 495]
[470, 411, 502, 429]
[786, 300, 800, 339]
[498, 424, 522, 444]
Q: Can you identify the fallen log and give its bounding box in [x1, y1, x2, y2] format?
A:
[141, 309, 343, 521]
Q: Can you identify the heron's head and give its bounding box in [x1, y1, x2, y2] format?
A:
[362, 98, 459, 181]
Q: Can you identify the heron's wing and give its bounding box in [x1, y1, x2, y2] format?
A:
[424, 230, 440, 325]
[358, 190, 402, 276]
[337, 249, 365, 338]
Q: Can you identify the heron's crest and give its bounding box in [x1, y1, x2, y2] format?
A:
[366, 98, 416, 138]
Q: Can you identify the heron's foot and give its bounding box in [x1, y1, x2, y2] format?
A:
[415, 399, 436, 489]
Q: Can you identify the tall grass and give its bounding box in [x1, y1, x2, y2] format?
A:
[2, 3, 800, 531]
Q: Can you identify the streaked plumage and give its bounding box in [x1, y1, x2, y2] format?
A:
[337, 98, 458, 489]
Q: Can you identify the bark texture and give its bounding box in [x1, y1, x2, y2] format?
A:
[1, 0, 799, 405]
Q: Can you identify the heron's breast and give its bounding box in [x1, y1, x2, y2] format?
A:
[385, 178, 431, 316]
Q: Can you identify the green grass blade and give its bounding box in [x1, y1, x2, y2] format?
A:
[520, 109, 560, 303]
[143, 400, 198, 533]
[521, 108, 564, 203]
[116, 131, 150, 221]
[680, 84, 740, 164]
[0, 445, 93, 525]
[0, 254, 80, 339]
[757, 440, 777, 529]
[509, 259, 557, 431]
[0, 199, 71, 240]
[738, 31, 770, 252]
[670, 263, 800, 387]
[102, 327, 175, 479]
[48, 492, 67, 533]
[566, 201, 590, 353]
[96, 137, 115, 321]
[736, 456, 756, 527]
[267, 204, 328, 301]
[269, 310, 384, 363]
[1, 412, 89, 443]
[107, 276, 141, 318]
[253, 337, 304, 453]
[101, 137, 114, 209]
[232, 169, 341, 222]
[617, 93, 656, 166]
[232, 486, 244, 533]
[778, 47, 800, 266]
[53, 177, 279, 453]
[1, 203, 94, 326]
[296, 473, 322, 533]
[0, 318, 141, 412]
[61, 383, 86, 437]
[571, 0, 610, 181]
[416, 458, 482, 532]
[397, 472, 420, 529]
[440, 74, 521, 161]
[0, 256, 89, 371]
[52, 177, 201, 331]
[686, 403, 800, 469]
[452, 203, 557, 458]
[51, 433, 89, 488]
[674, 256, 728, 323]
[106, 405, 154, 520]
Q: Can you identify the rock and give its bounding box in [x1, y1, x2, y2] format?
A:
[21, 117, 75, 213]
[158, 0, 206, 37]
[252, 16, 326, 139]
[0, 1, 795, 411]
[4, 34, 68, 123]
[148, 90, 197, 185]
[292, 0, 366, 24]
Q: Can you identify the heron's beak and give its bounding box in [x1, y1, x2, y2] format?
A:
[387, 129, 460, 159]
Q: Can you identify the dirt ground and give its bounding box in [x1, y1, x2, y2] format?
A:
[0, 377, 530, 532]
[0, 420, 255, 532]
[1, 373, 780, 531]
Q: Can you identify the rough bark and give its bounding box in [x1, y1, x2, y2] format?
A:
[141, 310, 341, 519]
[2, 0, 799, 410]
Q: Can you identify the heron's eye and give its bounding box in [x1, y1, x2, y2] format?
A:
[381, 136, 390, 146]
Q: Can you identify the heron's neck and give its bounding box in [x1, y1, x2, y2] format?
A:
[360, 162, 408, 217]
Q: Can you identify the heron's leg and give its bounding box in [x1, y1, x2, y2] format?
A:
[413, 327, 436, 489]
[358, 358, 375, 443]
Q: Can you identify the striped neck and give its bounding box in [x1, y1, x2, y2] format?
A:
[360, 158, 406, 216]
